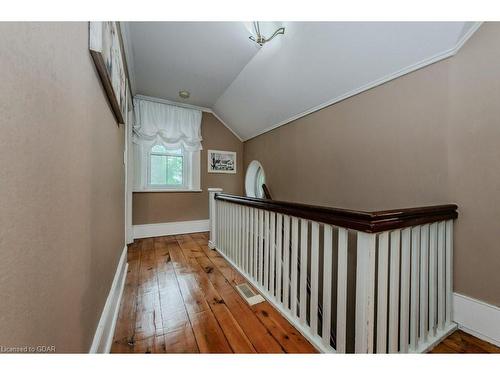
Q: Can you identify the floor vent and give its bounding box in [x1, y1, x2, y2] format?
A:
[235, 283, 265, 306]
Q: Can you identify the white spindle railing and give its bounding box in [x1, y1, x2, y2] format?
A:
[208, 190, 458, 353]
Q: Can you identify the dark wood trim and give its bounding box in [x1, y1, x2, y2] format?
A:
[89, 49, 125, 125]
[214, 193, 458, 233]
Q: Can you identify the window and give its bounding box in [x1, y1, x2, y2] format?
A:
[245, 160, 266, 198]
[132, 98, 202, 192]
[133, 142, 201, 192]
[149, 144, 184, 187]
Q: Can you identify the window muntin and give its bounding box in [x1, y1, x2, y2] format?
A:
[148, 144, 185, 188]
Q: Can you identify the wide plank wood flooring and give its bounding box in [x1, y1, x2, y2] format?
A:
[111, 232, 499, 354]
[111, 232, 317, 353]
[430, 330, 500, 354]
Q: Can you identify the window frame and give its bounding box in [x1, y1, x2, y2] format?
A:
[133, 141, 201, 193]
[147, 144, 188, 190]
[245, 160, 266, 198]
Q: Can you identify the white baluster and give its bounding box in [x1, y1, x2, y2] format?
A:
[222, 202, 228, 254]
[283, 216, 290, 309]
[310, 222, 319, 335]
[254, 208, 259, 280]
[226, 203, 230, 256]
[445, 220, 453, 325]
[258, 209, 264, 285]
[322, 224, 332, 347]
[221, 202, 226, 254]
[299, 219, 309, 325]
[276, 214, 283, 303]
[388, 229, 401, 353]
[437, 221, 445, 330]
[226, 203, 230, 258]
[264, 211, 270, 290]
[400, 227, 411, 352]
[355, 232, 376, 353]
[215, 201, 222, 249]
[429, 222, 438, 336]
[243, 206, 248, 274]
[270, 212, 276, 298]
[230, 204, 234, 261]
[236, 205, 240, 266]
[410, 226, 421, 351]
[290, 217, 299, 317]
[336, 227, 348, 353]
[249, 208, 254, 277]
[376, 231, 389, 353]
[420, 224, 429, 345]
[239, 205, 244, 268]
[234, 204, 238, 263]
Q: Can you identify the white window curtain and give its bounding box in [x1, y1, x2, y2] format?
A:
[133, 98, 202, 151]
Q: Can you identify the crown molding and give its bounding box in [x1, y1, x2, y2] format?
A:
[242, 22, 483, 142]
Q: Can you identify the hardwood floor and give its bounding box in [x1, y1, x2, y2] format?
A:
[111, 232, 317, 353]
[430, 330, 500, 354]
[111, 232, 499, 354]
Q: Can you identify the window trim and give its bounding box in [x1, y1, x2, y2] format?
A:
[133, 142, 201, 193]
[245, 160, 266, 198]
[147, 144, 188, 190]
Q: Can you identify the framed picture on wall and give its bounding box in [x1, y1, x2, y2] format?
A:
[89, 21, 127, 124]
[208, 150, 237, 174]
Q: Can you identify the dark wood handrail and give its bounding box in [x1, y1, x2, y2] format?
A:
[214, 193, 458, 233]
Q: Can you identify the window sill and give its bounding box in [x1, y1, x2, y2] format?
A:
[133, 189, 203, 193]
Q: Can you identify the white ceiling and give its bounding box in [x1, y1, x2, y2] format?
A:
[123, 22, 481, 140]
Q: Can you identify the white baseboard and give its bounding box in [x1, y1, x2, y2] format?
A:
[89, 245, 128, 353]
[133, 219, 209, 239]
[453, 292, 500, 347]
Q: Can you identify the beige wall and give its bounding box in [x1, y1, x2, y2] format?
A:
[0, 23, 125, 352]
[245, 23, 500, 307]
[133, 112, 244, 224]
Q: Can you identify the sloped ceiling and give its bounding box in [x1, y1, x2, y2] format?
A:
[123, 22, 481, 141]
[125, 22, 259, 108]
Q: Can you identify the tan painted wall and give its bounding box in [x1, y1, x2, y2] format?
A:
[244, 23, 500, 307]
[447, 23, 500, 307]
[0, 23, 125, 352]
[133, 112, 244, 224]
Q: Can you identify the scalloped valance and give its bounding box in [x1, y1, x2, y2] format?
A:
[133, 98, 202, 151]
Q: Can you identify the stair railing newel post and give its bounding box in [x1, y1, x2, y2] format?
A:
[208, 188, 223, 249]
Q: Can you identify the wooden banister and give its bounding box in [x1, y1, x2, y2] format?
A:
[214, 193, 458, 233]
[211, 189, 457, 352]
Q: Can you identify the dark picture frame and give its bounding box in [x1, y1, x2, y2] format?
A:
[89, 22, 127, 125]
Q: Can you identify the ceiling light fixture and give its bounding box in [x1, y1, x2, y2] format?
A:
[248, 21, 285, 47]
[178, 90, 190, 99]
